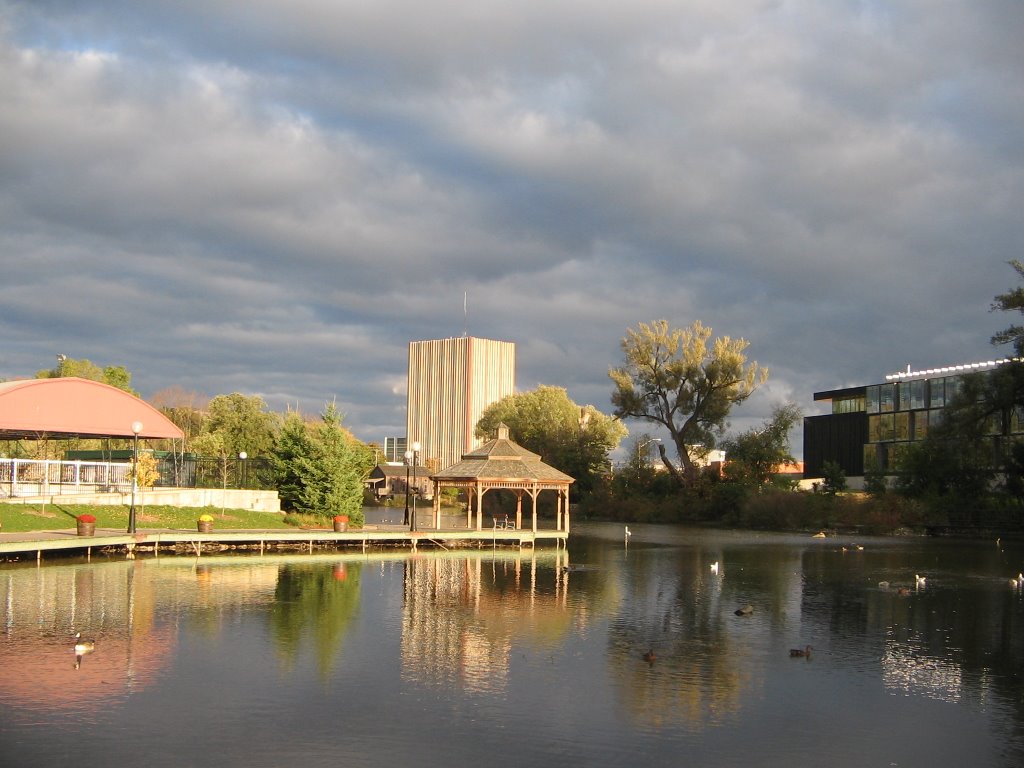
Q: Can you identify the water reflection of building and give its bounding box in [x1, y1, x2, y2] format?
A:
[400, 552, 571, 692]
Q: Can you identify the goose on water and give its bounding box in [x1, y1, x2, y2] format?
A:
[789, 645, 812, 658]
[73, 632, 95, 669]
[73, 632, 95, 655]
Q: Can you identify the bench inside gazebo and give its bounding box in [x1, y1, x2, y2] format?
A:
[428, 424, 575, 533]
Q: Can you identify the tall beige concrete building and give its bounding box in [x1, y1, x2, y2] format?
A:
[406, 336, 516, 471]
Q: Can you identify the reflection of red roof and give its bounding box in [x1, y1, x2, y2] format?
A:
[0, 378, 183, 439]
[0, 629, 175, 711]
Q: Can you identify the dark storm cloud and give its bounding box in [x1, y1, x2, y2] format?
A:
[2, 0, 1022, 454]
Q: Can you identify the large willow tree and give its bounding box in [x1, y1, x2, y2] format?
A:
[610, 320, 767, 486]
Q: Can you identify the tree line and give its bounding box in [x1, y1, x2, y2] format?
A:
[10, 316, 803, 525]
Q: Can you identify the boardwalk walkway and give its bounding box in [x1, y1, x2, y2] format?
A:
[0, 524, 567, 561]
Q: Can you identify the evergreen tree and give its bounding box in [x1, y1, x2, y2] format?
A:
[272, 404, 373, 522]
[991, 259, 1024, 356]
[273, 411, 314, 513]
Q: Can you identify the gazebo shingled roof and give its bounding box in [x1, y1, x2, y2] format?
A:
[429, 424, 574, 533]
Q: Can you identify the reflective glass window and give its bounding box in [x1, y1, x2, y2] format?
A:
[863, 444, 879, 471]
[866, 386, 880, 414]
[832, 395, 865, 414]
[869, 414, 882, 442]
[911, 380, 925, 409]
[875, 413, 895, 441]
[879, 384, 895, 412]
[895, 412, 910, 441]
[1012, 406, 1024, 434]
[889, 442, 908, 470]
[946, 376, 963, 403]
[929, 379, 944, 408]
[898, 382, 911, 411]
[912, 411, 928, 440]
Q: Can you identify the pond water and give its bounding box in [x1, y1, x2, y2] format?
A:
[1, 523, 1023, 767]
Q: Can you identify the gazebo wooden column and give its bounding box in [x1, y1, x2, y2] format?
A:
[476, 481, 485, 531]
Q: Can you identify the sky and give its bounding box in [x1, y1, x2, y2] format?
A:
[2, 1, 1023, 459]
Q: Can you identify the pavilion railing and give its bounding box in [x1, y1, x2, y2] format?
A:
[0, 456, 275, 498]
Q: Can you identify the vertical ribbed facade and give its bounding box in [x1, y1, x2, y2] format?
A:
[407, 337, 516, 471]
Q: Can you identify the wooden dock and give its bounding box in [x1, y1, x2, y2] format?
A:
[0, 525, 568, 561]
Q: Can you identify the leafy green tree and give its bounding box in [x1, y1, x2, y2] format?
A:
[821, 461, 847, 496]
[101, 365, 135, 394]
[610, 320, 767, 486]
[36, 356, 138, 395]
[201, 393, 277, 458]
[720, 403, 801, 490]
[475, 385, 627, 498]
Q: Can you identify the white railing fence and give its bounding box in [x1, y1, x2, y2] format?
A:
[0, 458, 132, 498]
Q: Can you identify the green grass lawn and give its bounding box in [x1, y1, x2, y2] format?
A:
[0, 502, 295, 533]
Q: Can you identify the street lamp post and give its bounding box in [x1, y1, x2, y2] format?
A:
[238, 451, 247, 488]
[403, 452, 411, 526]
[127, 421, 143, 534]
[404, 442, 421, 532]
[637, 437, 661, 465]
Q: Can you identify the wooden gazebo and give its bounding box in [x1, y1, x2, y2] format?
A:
[429, 424, 575, 533]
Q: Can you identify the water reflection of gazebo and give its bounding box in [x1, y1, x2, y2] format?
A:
[429, 424, 574, 533]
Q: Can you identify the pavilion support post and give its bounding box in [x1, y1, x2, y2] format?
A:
[515, 491, 523, 529]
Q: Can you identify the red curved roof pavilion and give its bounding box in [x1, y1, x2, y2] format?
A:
[0, 378, 183, 440]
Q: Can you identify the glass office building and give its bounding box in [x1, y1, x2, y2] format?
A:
[804, 360, 1023, 480]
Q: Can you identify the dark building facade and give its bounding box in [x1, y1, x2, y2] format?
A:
[804, 359, 1021, 481]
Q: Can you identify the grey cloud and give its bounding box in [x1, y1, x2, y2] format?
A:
[1, 1, 1022, 452]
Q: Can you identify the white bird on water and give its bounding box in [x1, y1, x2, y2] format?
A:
[710, 561, 719, 575]
[915, 574, 926, 587]
[624, 526, 632, 543]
